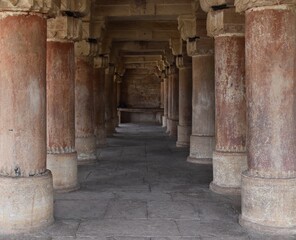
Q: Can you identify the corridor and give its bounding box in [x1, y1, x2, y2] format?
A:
[5, 124, 293, 240]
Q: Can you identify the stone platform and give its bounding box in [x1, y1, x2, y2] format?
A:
[3, 124, 294, 240]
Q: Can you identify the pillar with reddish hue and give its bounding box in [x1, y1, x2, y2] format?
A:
[167, 65, 179, 137]
[162, 77, 168, 128]
[93, 67, 107, 148]
[105, 65, 116, 135]
[206, 8, 247, 195]
[235, 1, 296, 234]
[46, 16, 81, 192]
[0, 3, 54, 233]
[186, 38, 215, 164]
[75, 53, 97, 164]
[176, 55, 192, 147]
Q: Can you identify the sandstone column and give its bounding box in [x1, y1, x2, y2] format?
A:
[46, 16, 81, 192]
[187, 38, 215, 164]
[166, 72, 172, 134]
[0, 2, 54, 233]
[176, 55, 192, 147]
[206, 8, 247, 195]
[93, 56, 108, 148]
[162, 77, 168, 128]
[235, 0, 296, 234]
[75, 41, 97, 164]
[167, 65, 179, 137]
[105, 64, 116, 135]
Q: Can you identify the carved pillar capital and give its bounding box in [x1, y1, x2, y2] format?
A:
[207, 8, 245, 37]
[0, 0, 59, 15]
[60, 0, 90, 17]
[186, 37, 214, 57]
[235, 0, 296, 12]
[93, 55, 109, 69]
[200, 0, 234, 12]
[178, 15, 207, 40]
[47, 16, 82, 41]
[75, 39, 99, 57]
[176, 55, 192, 69]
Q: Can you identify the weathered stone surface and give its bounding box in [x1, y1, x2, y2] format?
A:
[75, 57, 97, 163]
[207, 8, 245, 37]
[47, 16, 82, 41]
[0, 0, 57, 14]
[46, 40, 78, 191]
[187, 53, 215, 164]
[60, 0, 90, 16]
[0, 14, 47, 177]
[200, 0, 235, 12]
[235, 0, 296, 13]
[178, 15, 207, 40]
[186, 37, 214, 57]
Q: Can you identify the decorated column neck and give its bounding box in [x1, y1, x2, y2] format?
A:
[235, 0, 296, 13]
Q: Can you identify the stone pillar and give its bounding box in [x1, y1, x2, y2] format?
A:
[75, 42, 97, 164]
[162, 77, 169, 128]
[186, 38, 215, 164]
[205, 8, 247, 195]
[176, 55, 192, 147]
[105, 65, 115, 135]
[235, 0, 296, 234]
[167, 65, 179, 137]
[46, 16, 81, 192]
[0, 2, 54, 233]
[112, 75, 119, 130]
[93, 56, 108, 148]
[166, 73, 172, 134]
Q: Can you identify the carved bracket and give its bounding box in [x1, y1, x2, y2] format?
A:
[235, 0, 296, 12]
[200, 0, 234, 12]
[75, 39, 99, 57]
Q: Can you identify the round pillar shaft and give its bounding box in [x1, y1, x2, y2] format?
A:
[162, 78, 168, 128]
[239, 4, 296, 234]
[93, 68, 107, 148]
[210, 35, 247, 195]
[0, 13, 53, 234]
[75, 57, 96, 164]
[187, 54, 215, 164]
[105, 68, 115, 135]
[47, 41, 78, 192]
[167, 67, 179, 137]
[177, 66, 192, 147]
[166, 75, 172, 134]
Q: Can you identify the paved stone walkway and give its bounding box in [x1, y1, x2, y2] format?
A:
[3, 124, 295, 240]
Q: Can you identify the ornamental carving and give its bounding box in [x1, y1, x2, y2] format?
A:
[0, 0, 58, 14]
[60, 0, 90, 17]
[178, 15, 207, 41]
[75, 40, 99, 57]
[235, 0, 296, 12]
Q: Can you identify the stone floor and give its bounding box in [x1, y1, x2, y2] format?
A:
[3, 123, 296, 240]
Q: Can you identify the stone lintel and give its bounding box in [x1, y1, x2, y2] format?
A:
[186, 37, 214, 56]
[93, 1, 196, 18]
[47, 16, 82, 41]
[60, 0, 90, 17]
[0, 0, 58, 15]
[200, 0, 235, 12]
[235, 0, 296, 13]
[207, 8, 245, 37]
[122, 55, 163, 64]
[178, 15, 207, 40]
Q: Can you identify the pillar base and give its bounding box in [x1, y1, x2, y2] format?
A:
[169, 119, 178, 137]
[210, 151, 247, 195]
[47, 152, 79, 193]
[187, 135, 214, 164]
[0, 170, 54, 235]
[76, 135, 97, 165]
[240, 171, 296, 235]
[176, 125, 191, 147]
[162, 116, 167, 128]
